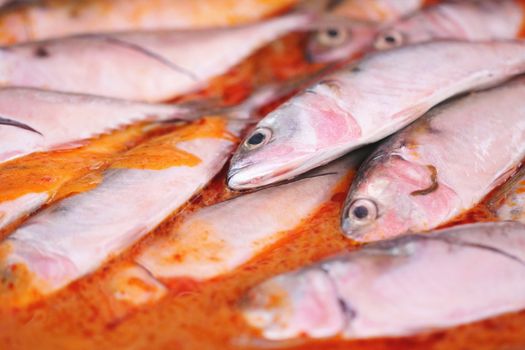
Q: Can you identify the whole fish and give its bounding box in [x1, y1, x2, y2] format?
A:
[227, 40, 525, 190]
[0, 0, 297, 44]
[306, 0, 433, 62]
[0, 13, 311, 101]
[241, 221, 525, 340]
[373, 0, 523, 51]
[0, 87, 195, 164]
[342, 77, 525, 242]
[0, 117, 240, 307]
[136, 152, 365, 283]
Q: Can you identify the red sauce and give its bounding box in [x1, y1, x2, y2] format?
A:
[516, 0, 525, 38]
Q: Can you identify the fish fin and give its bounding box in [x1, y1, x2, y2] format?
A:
[0, 116, 42, 136]
[79, 35, 199, 82]
[486, 165, 525, 213]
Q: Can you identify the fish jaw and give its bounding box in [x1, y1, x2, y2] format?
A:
[241, 268, 347, 340]
[228, 91, 361, 190]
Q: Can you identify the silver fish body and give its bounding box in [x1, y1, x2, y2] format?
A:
[228, 40, 525, 190]
[342, 77, 525, 242]
[0, 14, 310, 101]
[241, 221, 525, 340]
[0, 117, 241, 307]
[0, 87, 190, 164]
[136, 151, 366, 283]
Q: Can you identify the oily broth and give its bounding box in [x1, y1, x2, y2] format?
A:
[0, 34, 525, 350]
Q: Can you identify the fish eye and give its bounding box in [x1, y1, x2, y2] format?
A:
[244, 127, 272, 150]
[317, 26, 348, 47]
[374, 30, 404, 50]
[347, 198, 378, 225]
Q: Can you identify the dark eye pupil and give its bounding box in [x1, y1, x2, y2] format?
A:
[353, 206, 369, 219]
[384, 35, 396, 43]
[326, 28, 339, 38]
[247, 132, 265, 146]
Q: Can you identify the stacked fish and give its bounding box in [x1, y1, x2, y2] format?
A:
[1, 0, 525, 347]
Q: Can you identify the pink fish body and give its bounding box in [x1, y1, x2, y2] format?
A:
[228, 41, 525, 190]
[242, 222, 525, 340]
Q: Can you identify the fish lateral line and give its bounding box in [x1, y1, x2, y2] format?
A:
[80, 34, 199, 82]
[410, 233, 525, 267]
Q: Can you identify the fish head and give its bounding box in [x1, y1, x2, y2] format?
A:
[227, 80, 362, 190]
[240, 267, 348, 340]
[373, 18, 436, 52]
[305, 20, 377, 63]
[341, 155, 446, 242]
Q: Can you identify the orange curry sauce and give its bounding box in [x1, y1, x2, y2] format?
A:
[0, 34, 525, 350]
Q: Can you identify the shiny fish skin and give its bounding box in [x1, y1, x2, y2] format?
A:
[0, 118, 241, 307]
[241, 222, 525, 340]
[0, 0, 297, 44]
[342, 77, 525, 242]
[228, 40, 525, 190]
[136, 151, 366, 283]
[0, 14, 310, 101]
[0, 88, 192, 164]
[373, 0, 522, 51]
[306, 0, 428, 63]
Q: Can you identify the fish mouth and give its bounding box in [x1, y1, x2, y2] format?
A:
[227, 154, 322, 190]
[227, 163, 298, 191]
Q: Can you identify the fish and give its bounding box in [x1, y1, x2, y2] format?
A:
[0, 116, 241, 307]
[135, 151, 366, 283]
[305, 0, 433, 63]
[0, 78, 297, 306]
[488, 166, 525, 224]
[0, 73, 304, 237]
[341, 76, 525, 242]
[0, 0, 298, 44]
[373, 0, 524, 51]
[241, 221, 525, 340]
[0, 87, 196, 164]
[227, 40, 525, 190]
[0, 13, 312, 101]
